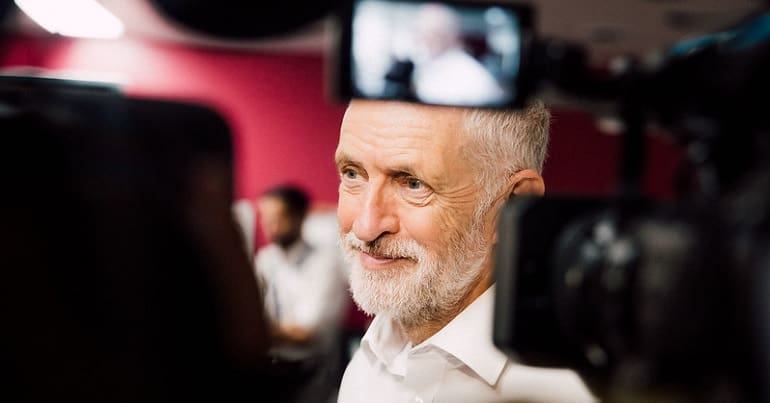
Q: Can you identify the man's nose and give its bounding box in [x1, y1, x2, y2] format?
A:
[351, 185, 399, 242]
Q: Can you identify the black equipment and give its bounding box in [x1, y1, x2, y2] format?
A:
[490, 8, 770, 403]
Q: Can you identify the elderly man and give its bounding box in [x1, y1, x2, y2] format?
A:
[335, 100, 594, 402]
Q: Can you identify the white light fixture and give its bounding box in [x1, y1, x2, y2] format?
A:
[14, 0, 124, 39]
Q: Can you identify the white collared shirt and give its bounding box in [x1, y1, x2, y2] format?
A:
[255, 240, 347, 359]
[338, 287, 596, 403]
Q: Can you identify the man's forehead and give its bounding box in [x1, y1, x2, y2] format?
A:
[258, 196, 286, 211]
[341, 100, 463, 142]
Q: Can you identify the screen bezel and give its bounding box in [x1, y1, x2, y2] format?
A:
[333, 0, 536, 109]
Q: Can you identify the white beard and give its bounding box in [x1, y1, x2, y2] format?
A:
[341, 219, 489, 328]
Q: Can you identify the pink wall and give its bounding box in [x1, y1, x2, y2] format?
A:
[0, 34, 682, 206]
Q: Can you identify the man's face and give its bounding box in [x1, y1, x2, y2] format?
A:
[258, 196, 300, 247]
[335, 100, 497, 325]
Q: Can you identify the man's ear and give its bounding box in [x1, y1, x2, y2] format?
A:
[489, 169, 545, 245]
[509, 169, 545, 197]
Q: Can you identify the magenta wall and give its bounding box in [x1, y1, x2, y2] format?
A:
[0, 35, 681, 205]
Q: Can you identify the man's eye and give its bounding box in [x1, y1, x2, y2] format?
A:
[407, 178, 422, 190]
[397, 176, 432, 204]
[343, 169, 358, 179]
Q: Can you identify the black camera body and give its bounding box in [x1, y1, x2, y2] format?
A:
[494, 192, 770, 401]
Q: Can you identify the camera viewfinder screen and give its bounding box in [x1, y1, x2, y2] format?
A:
[350, 0, 522, 107]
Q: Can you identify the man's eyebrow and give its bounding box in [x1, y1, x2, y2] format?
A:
[334, 153, 357, 168]
[385, 167, 418, 178]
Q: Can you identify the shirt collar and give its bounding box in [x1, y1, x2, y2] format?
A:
[360, 286, 508, 386]
[360, 314, 411, 377]
[420, 286, 508, 386]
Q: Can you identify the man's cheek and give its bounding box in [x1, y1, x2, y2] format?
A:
[399, 207, 438, 245]
[337, 197, 357, 232]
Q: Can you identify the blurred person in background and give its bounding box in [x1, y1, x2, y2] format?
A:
[334, 100, 595, 403]
[254, 185, 348, 403]
[409, 3, 507, 106]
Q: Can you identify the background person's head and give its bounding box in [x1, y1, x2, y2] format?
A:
[258, 185, 309, 249]
[412, 3, 463, 62]
[335, 100, 548, 334]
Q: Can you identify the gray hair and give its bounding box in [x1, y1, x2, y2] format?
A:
[461, 100, 550, 212]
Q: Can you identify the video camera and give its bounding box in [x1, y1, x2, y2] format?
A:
[334, 0, 770, 401]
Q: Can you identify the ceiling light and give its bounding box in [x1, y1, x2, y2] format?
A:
[14, 0, 124, 39]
